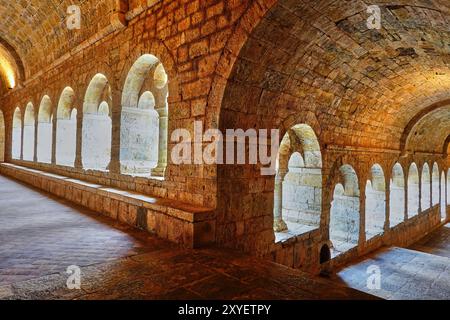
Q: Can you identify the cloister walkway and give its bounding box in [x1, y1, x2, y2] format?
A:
[0, 174, 371, 300]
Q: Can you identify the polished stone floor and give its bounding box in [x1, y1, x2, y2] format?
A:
[332, 225, 450, 300]
[0, 175, 372, 300]
[410, 223, 450, 258]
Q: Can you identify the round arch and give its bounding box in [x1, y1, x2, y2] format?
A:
[12, 107, 22, 159]
[37, 95, 53, 163]
[120, 54, 168, 177]
[365, 164, 386, 239]
[329, 164, 360, 257]
[390, 162, 405, 227]
[56, 87, 77, 166]
[82, 73, 112, 170]
[408, 163, 420, 217]
[23, 103, 35, 161]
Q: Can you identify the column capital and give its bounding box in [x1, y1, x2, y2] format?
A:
[276, 169, 288, 181]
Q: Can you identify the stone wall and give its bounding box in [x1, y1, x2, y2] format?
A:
[0, 0, 449, 275]
[0, 163, 216, 249]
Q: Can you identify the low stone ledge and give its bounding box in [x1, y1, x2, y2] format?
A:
[0, 163, 216, 248]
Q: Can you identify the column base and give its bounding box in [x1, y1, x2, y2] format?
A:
[151, 165, 166, 178]
[274, 218, 288, 232]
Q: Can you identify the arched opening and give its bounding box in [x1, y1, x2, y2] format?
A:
[365, 164, 386, 239]
[319, 244, 331, 264]
[11, 107, 22, 159]
[407, 163, 419, 218]
[330, 165, 360, 257]
[421, 163, 431, 211]
[0, 110, 4, 162]
[120, 54, 168, 177]
[82, 74, 112, 171]
[432, 163, 439, 206]
[37, 95, 53, 163]
[56, 87, 77, 167]
[390, 163, 405, 227]
[273, 124, 322, 241]
[441, 171, 446, 221]
[23, 103, 35, 161]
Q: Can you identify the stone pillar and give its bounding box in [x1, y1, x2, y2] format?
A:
[108, 109, 121, 174]
[429, 178, 433, 209]
[151, 106, 168, 177]
[404, 176, 409, 221]
[273, 169, 288, 232]
[51, 112, 57, 165]
[359, 190, 366, 245]
[20, 119, 24, 160]
[33, 118, 38, 162]
[418, 172, 422, 213]
[74, 109, 83, 169]
[384, 182, 390, 231]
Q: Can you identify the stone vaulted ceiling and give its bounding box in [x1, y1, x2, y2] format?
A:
[0, 0, 116, 85]
[405, 105, 450, 154]
[0, 0, 448, 155]
[222, 0, 450, 152]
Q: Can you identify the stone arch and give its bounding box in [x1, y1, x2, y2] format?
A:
[329, 164, 360, 257]
[273, 123, 322, 241]
[365, 164, 386, 239]
[390, 163, 405, 227]
[82, 73, 112, 170]
[37, 95, 52, 163]
[208, 0, 277, 129]
[421, 163, 431, 211]
[408, 163, 420, 218]
[0, 36, 26, 86]
[441, 171, 446, 221]
[12, 107, 21, 159]
[56, 87, 77, 166]
[0, 110, 4, 162]
[443, 136, 450, 156]
[447, 169, 450, 208]
[432, 162, 440, 206]
[23, 102, 35, 161]
[120, 54, 168, 177]
[400, 99, 450, 155]
[214, 0, 450, 254]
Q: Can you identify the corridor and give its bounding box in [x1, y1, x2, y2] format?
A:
[0, 174, 371, 300]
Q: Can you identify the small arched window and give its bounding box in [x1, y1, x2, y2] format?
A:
[82, 74, 112, 171]
[120, 54, 168, 177]
[56, 87, 77, 167]
[12, 107, 22, 160]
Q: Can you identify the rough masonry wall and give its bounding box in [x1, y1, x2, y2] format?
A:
[0, 0, 449, 274]
[0, 0, 261, 210]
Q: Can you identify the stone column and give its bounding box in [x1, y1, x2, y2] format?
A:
[33, 118, 38, 162]
[359, 189, 366, 245]
[108, 109, 121, 174]
[51, 112, 57, 165]
[273, 169, 288, 232]
[404, 177, 409, 221]
[151, 107, 168, 177]
[384, 182, 390, 231]
[20, 118, 24, 160]
[74, 109, 83, 169]
[418, 172, 422, 213]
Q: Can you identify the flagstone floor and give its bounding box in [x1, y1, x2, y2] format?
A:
[0, 174, 372, 300]
[331, 225, 450, 300]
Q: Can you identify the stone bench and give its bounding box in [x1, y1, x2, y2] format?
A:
[0, 163, 216, 248]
